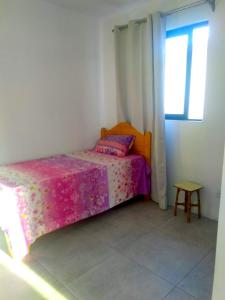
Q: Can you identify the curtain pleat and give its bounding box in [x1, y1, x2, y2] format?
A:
[114, 13, 167, 209]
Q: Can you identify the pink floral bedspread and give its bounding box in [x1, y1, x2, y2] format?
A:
[0, 151, 150, 259]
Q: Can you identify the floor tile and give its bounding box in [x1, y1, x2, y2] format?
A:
[163, 288, 196, 300]
[119, 229, 208, 284]
[178, 250, 215, 300]
[68, 252, 173, 300]
[92, 217, 157, 252]
[162, 213, 217, 250]
[72, 200, 169, 252]
[0, 264, 45, 300]
[27, 262, 79, 299]
[1, 199, 217, 300]
[30, 225, 97, 260]
[25, 260, 67, 290]
[56, 287, 78, 300]
[112, 199, 174, 228]
[37, 239, 116, 284]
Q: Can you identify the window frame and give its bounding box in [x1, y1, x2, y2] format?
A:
[165, 21, 209, 121]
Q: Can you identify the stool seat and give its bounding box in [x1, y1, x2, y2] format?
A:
[174, 181, 203, 192]
[174, 181, 203, 223]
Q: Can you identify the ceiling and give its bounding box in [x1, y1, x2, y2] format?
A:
[42, 0, 147, 17]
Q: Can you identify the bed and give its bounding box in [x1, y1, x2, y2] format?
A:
[0, 122, 151, 260]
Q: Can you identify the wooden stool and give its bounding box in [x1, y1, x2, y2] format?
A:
[174, 181, 203, 223]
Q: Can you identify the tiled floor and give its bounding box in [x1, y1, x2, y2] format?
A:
[0, 198, 217, 300]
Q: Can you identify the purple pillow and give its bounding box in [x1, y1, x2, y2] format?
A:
[94, 134, 135, 157]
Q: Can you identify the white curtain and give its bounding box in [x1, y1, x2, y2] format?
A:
[114, 13, 167, 209]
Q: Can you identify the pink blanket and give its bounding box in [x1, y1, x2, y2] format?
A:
[0, 151, 150, 259]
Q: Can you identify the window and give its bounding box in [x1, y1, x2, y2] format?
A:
[164, 21, 209, 120]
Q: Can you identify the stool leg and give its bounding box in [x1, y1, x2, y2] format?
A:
[197, 190, 201, 218]
[174, 188, 180, 216]
[184, 191, 188, 213]
[187, 191, 192, 223]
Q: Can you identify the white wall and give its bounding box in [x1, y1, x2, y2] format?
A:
[0, 0, 101, 165]
[100, 0, 225, 219]
[165, 1, 225, 220]
[212, 145, 225, 300]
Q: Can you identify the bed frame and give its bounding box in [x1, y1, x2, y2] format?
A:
[101, 122, 151, 167]
[0, 122, 152, 258]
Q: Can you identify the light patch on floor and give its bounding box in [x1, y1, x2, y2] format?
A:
[0, 198, 217, 300]
[0, 250, 68, 300]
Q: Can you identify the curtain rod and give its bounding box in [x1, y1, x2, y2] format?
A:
[112, 0, 215, 32]
[163, 0, 215, 16]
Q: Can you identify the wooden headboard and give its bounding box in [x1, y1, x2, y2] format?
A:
[101, 122, 151, 167]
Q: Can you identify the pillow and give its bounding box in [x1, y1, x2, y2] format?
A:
[94, 134, 135, 157]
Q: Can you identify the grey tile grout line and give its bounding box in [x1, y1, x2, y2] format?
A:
[98, 211, 211, 276]
[121, 255, 179, 300]
[111, 225, 161, 247]
[175, 246, 214, 286]
[110, 215, 215, 297]
[161, 286, 198, 300]
[172, 246, 215, 298]
[57, 246, 174, 299]
[37, 257, 81, 300]
[34, 259, 70, 288]
[58, 251, 127, 300]
[119, 251, 176, 287]
[156, 213, 217, 250]
[32, 258, 211, 299]
[112, 217, 214, 280]
[24, 248, 210, 300]
[61, 284, 80, 300]
[59, 247, 119, 285]
[36, 244, 211, 300]
[116, 240, 214, 288]
[36, 260, 80, 300]
[29, 205, 216, 300]
[110, 249, 179, 299]
[30, 213, 162, 288]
